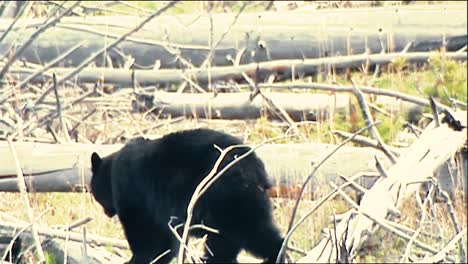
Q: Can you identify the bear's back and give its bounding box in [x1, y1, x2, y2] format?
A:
[159, 128, 243, 151]
[110, 129, 271, 213]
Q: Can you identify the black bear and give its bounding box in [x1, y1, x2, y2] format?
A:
[90, 128, 284, 264]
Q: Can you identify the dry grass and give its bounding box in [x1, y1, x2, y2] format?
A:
[1, 180, 465, 263]
[1, 92, 467, 263]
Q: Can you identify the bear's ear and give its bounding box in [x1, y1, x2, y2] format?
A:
[91, 152, 102, 171]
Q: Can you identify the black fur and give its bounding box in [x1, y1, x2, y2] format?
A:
[90, 129, 283, 264]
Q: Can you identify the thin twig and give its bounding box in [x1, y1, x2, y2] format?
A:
[69, 108, 97, 135]
[207, 12, 213, 92]
[278, 172, 375, 264]
[150, 250, 172, 264]
[52, 73, 71, 143]
[199, 2, 248, 69]
[33, 0, 180, 106]
[438, 187, 466, 263]
[350, 79, 397, 164]
[260, 92, 303, 139]
[0, 219, 129, 249]
[443, 87, 467, 109]
[0, 207, 51, 262]
[178, 134, 299, 264]
[6, 138, 46, 262]
[0, 1, 81, 79]
[16, 41, 84, 90]
[24, 88, 97, 136]
[42, 0, 83, 16]
[404, 122, 421, 138]
[46, 123, 61, 143]
[0, 1, 34, 44]
[65, 217, 93, 232]
[332, 210, 339, 261]
[277, 121, 381, 263]
[63, 224, 70, 264]
[400, 182, 435, 262]
[330, 182, 454, 261]
[418, 227, 467, 263]
[338, 174, 369, 193]
[81, 226, 88, 261]
[249, 82, 455, 112]
[374, 155, 389, 178]
[115, 0, 152, 15]
[429, 96, 440, 127]
[333, 129, 400, 157]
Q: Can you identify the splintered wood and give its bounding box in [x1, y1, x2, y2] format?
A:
[299, 112, 467, 263]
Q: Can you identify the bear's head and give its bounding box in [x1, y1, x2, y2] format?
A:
[90, 152, 117, 217]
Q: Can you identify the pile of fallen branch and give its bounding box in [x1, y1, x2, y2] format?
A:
[0, 1, 467, 263]
[0, 1, 466, 138]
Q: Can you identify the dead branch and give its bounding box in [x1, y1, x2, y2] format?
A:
[51, 73, 70, 143]
[0, 1, 33, 43]
[178, 134, 298, 264]
[278, 171, 378, 263]
[299, 111, 467, 262]
[32, 0, 179, 106]
[0, 220, 129, 250]
[15, 41, 84, 90]
[438, 187, 466, 262]
[250, 82, 459, 112]
[6, 138, 46, 262]
[350, 80, 397, 163]
[315, 182, 455, 262]
[0, 1, 81, 79]
[400, 181, 436, 262]
[418, 227, 467, 263]
[277, 121, 381, 262]
[198, 2, 248, 70]
[333, 130, 400, 157]
[0, 208, 51, 262]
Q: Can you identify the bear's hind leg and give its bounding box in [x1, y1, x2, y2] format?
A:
[213, 192, 284, 263]
[241, 222, 284, 263]
[118, 208, 175, 264]
[203, 233, 241, 263]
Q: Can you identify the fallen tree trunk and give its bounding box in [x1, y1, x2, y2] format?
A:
[145, 91, 349, 122]
[0, 141, 393, 196]
[0, 137, 465, 200]
[7, 52, 467, 87]
[0, 3, 466, 69]
[0, 221, 127, 264]
[298, 111, 467, 263]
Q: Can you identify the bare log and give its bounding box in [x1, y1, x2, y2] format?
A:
[0, 221, 128, 264]
[6, 51, 467, 87]
[0, 141, 393, 195]
[256, 82, 458, 112]
[0, 136, 465, 201]
[146, 91, 349, 122]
